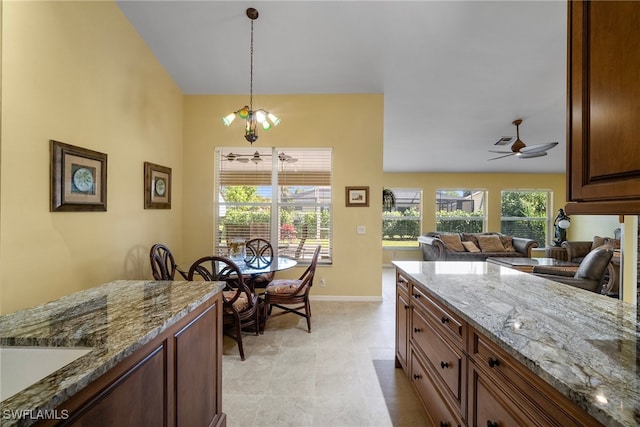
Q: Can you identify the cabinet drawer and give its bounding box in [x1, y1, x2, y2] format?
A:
[411, 284, 464, 345]
[411, 351, 463, 427]
[471, 331, 602, 427]
[396, 271, 410, 295]
[469, 362, 529, 427]
[412, 306, 463, 404]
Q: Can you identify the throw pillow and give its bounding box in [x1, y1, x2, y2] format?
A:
[476, 235, 507, 252]
[461, 233, 479, 247]
[499, 235, 516, 252]
[462, 241, 481, 253]
[439, 234, 465, 252]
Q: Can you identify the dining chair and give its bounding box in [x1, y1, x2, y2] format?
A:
[187, 255, 261, 361]
[263, 245, 321, 333]
[149, 243, 188, 280]
[245, 238, 275, 290]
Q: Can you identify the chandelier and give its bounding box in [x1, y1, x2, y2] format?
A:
[222, 8, 280, 144]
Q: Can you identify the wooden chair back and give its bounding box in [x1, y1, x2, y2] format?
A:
[150, 243, 178, 280]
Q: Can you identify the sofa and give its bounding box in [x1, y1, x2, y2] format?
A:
[418, 232, 539, 261]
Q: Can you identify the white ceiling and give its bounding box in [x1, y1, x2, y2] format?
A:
[116, 0, 567, 174]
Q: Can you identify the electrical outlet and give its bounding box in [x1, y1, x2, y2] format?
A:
[319, 278, 326, 287]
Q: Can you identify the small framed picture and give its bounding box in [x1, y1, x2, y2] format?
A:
[144, 162, 171, 209]
[345, 186, 369, 207]
[50, 140, 107, 212]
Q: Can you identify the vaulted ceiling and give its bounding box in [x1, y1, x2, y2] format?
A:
[117, 1, 567, 174]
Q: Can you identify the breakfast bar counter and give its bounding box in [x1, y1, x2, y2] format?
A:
[0, 279, 226, 426]
[393, 261, 639, 427]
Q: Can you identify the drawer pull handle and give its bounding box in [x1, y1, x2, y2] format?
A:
[439, 423, 449, 427]
[488, 358, 500, 368]
[441, 317, 449, 324]
[414, 327, 423, 333]
[413, 293, 421, 299]
[440, 361, 449, 369]
[413, 374, 422, 380]
[403, 304, 409, 310]
[487, 422, 499, 427]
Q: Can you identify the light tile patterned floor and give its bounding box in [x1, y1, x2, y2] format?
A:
[221, 268, 430, 427]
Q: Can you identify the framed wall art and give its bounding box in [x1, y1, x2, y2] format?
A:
[144, 162, 172, 209]
[50, 140, 107, 212]
[345, 186, 369, 207]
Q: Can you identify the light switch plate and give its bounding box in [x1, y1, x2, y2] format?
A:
[357, 225, 366, 234]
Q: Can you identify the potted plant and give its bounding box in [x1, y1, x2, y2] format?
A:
[383, 188, 396, 211]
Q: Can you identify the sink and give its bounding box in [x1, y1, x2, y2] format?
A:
[0, 346, 92, 401]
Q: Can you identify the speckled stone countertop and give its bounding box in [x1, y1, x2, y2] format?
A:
[0, 280, 225, 427]
[393, 261, 639, 427]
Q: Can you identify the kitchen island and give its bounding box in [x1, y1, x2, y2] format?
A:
[0, 279, 226, 426]
[393, 261, 639, 427]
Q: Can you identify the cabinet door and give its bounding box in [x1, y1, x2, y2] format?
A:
[63, 345, 167, 426]
[567, 1, 640, 214]
[174, 301, 222, 427]
[395, 286, 410, 371]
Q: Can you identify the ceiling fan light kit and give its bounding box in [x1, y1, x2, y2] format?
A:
[488, 118, 558, 161]
[222, 8, 280, 144]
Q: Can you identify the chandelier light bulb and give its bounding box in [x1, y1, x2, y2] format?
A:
[222, 113, 236, 126]
[267, 113, 280, 126]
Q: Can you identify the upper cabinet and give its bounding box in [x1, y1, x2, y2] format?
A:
[566, 1, 640, 214]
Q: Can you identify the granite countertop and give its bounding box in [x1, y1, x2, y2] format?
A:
[392, 261, 640, 427]
[0, 279, 225, 426]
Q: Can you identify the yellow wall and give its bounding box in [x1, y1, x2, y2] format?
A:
[183, 94, 384, 299]
[382, 172, 566, 264]
[0, 1, 184, 313]
[569, 215, 621, 241]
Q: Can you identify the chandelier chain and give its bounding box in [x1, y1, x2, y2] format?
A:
[249, 19, 254, 111]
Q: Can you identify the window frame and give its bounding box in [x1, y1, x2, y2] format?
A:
[215, 147, 333, 264]
[500, 189, 552, 246]
[382, 187, 423, 249]
[435, 189, 487, 233]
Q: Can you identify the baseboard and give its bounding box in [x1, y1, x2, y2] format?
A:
[310, 295, 383, 302]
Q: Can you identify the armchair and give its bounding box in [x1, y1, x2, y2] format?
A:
[532, 245, 614, 293]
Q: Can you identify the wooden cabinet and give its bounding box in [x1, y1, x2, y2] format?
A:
[396, 272, 466, 424]
[468, 330, 601, 427]
[566, 1, 640, 214]
[395, 268, 603, 427]
[395, 271, 411, 371]
[45, 293, 226, 427]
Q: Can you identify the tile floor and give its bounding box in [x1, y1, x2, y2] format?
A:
[221, 267, 430, 427]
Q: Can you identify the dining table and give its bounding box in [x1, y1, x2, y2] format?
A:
[178, 256, 298, 291]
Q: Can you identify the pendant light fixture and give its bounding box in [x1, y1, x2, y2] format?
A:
[222, 7, 280, 144]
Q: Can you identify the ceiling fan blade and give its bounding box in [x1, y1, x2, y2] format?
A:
[236, 158, 249, 163]
[517, 151, 548, 159]
[488, 153, 516, 161]
[519, 142, 559, 154]
[488, 149, 514, 154]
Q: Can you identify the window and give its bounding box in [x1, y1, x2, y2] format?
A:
[435, 190, 487, 233]
[382, 188, 422, 247]
[500, 190, 551, 246]
[216, 148, 332, 263]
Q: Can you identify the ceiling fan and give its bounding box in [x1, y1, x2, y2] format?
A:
[488, 119, 558, 160]
[224, 151, 298, 164]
